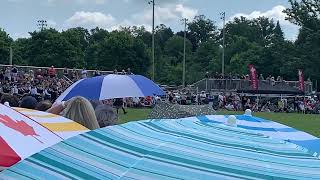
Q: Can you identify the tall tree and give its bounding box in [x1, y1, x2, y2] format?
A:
[187, 15, 219, 48]
[0, 28, 13, 64]
[285, 0, 320, 82]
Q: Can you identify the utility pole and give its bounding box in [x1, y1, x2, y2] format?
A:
[220, 12, 226, 77]
[182, 18, 188, 87]
[148, 0, 155, 81]
[37, 20, 47, 31]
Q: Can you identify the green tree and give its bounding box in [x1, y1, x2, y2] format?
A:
[0, 28, 13, 64]
[188, 15, 219, 48]
[285, 0, 320, 83]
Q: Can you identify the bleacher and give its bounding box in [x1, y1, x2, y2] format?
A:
[192, 78, 313, 95]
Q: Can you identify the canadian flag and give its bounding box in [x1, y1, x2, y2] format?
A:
[0, 136, 21, 168]
[248, 64, 259, 90]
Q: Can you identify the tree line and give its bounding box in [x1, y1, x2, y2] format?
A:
[0, 0, 319, 89]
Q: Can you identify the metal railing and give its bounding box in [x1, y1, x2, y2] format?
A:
[0, 64, 114, 79]
[192, 78, 313, 94]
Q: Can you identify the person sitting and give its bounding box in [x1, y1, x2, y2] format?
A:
[35, 100, 52, 111]
[0, 94, 19, 107]
[47, 96, 99, 130]
[95, 104, 117, 128]
[20, 96, 38, 109]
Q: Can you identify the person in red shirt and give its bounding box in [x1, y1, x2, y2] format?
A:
[48, 66, 56, 78]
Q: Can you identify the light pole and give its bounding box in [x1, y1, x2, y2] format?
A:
[37, 20, 47, 31]
[220, 12, 226, 77]
[148, 0, 155, 81]
[181, 18, 188, 87]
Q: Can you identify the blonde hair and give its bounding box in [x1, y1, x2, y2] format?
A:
[63, 96, 99, 130]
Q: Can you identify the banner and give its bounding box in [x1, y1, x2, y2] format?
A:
[248, 64, 258, 90]
[298, 69, 305, 92]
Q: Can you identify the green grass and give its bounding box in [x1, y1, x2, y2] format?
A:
[118, 108, 320, 137]
[118, 108, 152, 124]
[217, 111, 320, 137]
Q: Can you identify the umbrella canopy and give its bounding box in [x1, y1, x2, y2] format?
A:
[1, 117, 319, 179]
[201, 115, 320, 157]
[56, 74, 165, 101]
[0, 104, 88, 170]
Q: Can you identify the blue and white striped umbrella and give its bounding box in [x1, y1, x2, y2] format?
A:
[57, 74, 165, 101]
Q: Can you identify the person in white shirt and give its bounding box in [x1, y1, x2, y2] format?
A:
[11, 85, 18, 95]
[30, 86, 40, 96]
[81, 69, 88, 79]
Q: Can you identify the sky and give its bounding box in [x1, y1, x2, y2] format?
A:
[0, 0, 299, 40]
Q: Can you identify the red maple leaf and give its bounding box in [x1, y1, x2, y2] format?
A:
[0, 114, 42, 143]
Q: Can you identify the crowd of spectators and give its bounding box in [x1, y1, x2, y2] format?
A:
[166, 90, 320, 114]
[0, 66, 69, 104]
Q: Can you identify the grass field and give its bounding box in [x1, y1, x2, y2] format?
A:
[118, 108, 320, 137]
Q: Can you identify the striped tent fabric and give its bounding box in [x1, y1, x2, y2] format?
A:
[14, 108, 89, 139]
[201, 115, 320, 157]
[1, 117, 319, 179]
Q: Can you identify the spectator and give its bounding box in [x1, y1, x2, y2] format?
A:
[0, 94, 19, 107]
[4, 67, 11, 81]
[81, 68, 88, 79]
[114, 98, 127, 114]
[48, 66, 56, 78]
[35, 100, 52, 111]
[63, 68, 68, 77]
[113, 69, 118, 74]
[47, 96, 100, 130]
[127, 68, 133, 75]
[121, 69, 126, 75]
[20, 96, 38, 109]
[259, 74, 264, 80]
[11, 65, 18, 82]
[205, 72, 209, 78]
[95, 104, 117, 128]
[93, 70, 101, 77]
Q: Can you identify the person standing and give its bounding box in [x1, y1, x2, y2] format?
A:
[11, 65, 18, 82]
[114, 98, 127, 114]
[48, 66, 56, 78]
[81, 68, 88, 79]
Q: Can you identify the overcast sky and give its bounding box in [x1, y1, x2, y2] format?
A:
[1, 0, 299, 40]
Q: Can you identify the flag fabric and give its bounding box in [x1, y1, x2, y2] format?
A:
[14, 108, 89, 139]
[248, 64, 259, 90]
[298, 69, 305, 92]
[0, 104, 88, 170]
[1, 117, 319, 179]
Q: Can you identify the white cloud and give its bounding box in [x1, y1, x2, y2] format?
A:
[231, 5, 299, 40]
[47, 0, 107, 5]
[47, 20, 57, 28]
[175, 4, 198, 19]
[132, 3, 198, 25]
[65, 11, 115, 29]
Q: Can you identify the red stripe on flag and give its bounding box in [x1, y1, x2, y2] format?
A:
[0, 136, 21, 167]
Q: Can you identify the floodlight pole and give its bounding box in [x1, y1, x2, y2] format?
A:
[148, 0, 155, 81]
[182, 18, 188, 87]
[220, 12, 226, 77]
[37, 20, 47, 31]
